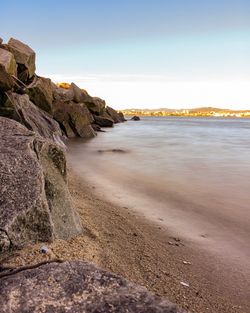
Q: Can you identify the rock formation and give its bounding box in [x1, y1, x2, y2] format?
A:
[0, 261, 183, 313]
[27, 75, 54, 113]
[53, 100, 96, 138]
[0, 37, 183, 312]
[7, 37, 36, 81]
[0, 117, 81, 253]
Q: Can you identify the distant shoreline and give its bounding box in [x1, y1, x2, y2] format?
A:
[122, 111, 250, 118]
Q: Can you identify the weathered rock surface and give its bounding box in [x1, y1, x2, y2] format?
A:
[118, 111, 126, 121]
[0, 117, 82, 252]
[70, 82, 91, 103]
[0, 38, 2, 45]
[0, 64, 14, 92]
[7, 38, 36, 81]
[106, 106, 124, 123]
[53, 86, 74, 102]
[0, 48, 17, 76]
[0, 261, 183, 313]
[27, 75, 53, 113]
[85, 96, 106, 115]
[1, 92, 63, 143]
[94, 114, 114, 127]
[53, 100, 96, 138]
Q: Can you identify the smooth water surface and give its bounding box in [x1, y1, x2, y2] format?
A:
[68, 117, 250, 270]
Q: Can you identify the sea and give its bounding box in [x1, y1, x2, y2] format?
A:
[67, 116, 250, 271]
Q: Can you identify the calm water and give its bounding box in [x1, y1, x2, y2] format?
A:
[68, 117, 250, 269]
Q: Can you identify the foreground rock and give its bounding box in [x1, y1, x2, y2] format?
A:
[0, 261, 183, 313]
[94, 114, 114, 127]
[0, 64, 14, 91]
[53, 100, 96, 138]
[0, 118, 82, 252]
[27, 75, 53, 113]
[0, 47, 17, 76]
[106, 106, 124, 123]
[85, 96, 106, 115]
[1, 92, 63, 143]
[7, 37, 36, 82]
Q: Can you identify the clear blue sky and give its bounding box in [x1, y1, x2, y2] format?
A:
[1, 0, 250, 109]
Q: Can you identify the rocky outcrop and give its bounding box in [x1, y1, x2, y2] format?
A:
[94, 114, 114, 127]
[0, 117, 82, 252]
[1, 92, 63, 144]
[118, 111, 126, 121]
[0, 48, 17, 76]
[53, 85, 74, 102]
[27, 75, 53, 113]
[106, 106, 124, 123]
[70, 82, 91, 103]
[53, 100, 96, 138]
[7, 38, 36, 81]
[0, 64, 14, 91]
[84, 96, 106, 115]
[0, 261, 183, 313]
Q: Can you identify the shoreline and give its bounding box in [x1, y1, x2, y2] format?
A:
[4, 166, 248, 313]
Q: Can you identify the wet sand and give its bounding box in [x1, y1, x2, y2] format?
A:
[3, 168, 249, 313]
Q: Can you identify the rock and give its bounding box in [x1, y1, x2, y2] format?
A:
[27, 75, 53, 113]
[0, 117, 82, 251]
[40, 245, 49, 254]
[0, 38, 2, 45]
[7, 38, 36, 81]
[0, 64, 14, 92]
[0, 261, 183, 313]
[0, 92, 63, 144]
[53, 100, 96, 138]
[70, 82, 91, 103]
[131, 115, 140, 121]
[91, 123, 105, 132]
[53, 86, 74, 102]
[0, 48, 17, 76]
[84, 96, 106, 115]
[106, 106, 123, 123]
[118, 111, 127, 121]
[94, 114, 114, 127]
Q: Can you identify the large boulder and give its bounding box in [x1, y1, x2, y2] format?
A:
[0, 38, 2, 45]
[0, 261, 183, 313]
[70, 82, 91, 103]
[106, 106, 123, 123]
[84, 96, 106, 115]
[118, 111, 127, 122]
[53, 100, 96, 138]
[27, 75, 53, 113]
[0, 48, 17, 76]
[53, 86, 74, 102]
[0, 92, 63, 144]
[94, 114, 114, 127]
[0, 118, 82, 253]
[0, 64, 14, 92]
[7, 38, 36, 81]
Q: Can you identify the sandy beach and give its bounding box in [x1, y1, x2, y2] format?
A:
[2, 166, 249, 313]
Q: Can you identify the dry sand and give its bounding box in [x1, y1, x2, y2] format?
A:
[2, 168, 249, 313]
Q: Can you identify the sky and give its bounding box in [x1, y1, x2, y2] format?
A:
[1, 0, 250, 109]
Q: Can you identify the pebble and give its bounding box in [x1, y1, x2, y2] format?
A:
[40, 245, 49, 254]
[180, 282, 190, 287]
